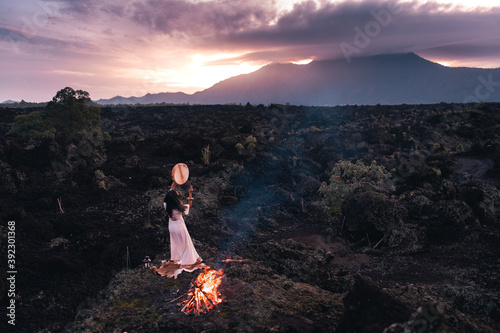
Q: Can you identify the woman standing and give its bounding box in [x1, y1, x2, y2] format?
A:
[163, 182, 202, 271]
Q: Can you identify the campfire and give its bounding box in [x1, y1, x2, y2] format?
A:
[181, 268, 225, 316]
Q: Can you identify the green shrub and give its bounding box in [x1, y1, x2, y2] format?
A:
[245, 135, 257, 151]
[95, 169, 106, 189]
[319, 160, 394, 219]
[8, 110, 56, 138]
[201, 144, 210, 165]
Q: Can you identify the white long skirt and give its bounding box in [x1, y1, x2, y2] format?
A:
[168, 208, 200, 265]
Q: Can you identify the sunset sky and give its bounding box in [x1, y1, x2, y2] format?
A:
[1, 0, 499, 102]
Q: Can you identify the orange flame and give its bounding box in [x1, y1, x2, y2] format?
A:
[181, 268, 224, 315]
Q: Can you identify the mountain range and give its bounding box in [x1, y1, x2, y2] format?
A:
[96, 53, 500, 106]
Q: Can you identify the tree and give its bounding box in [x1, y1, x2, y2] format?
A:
[45, 87, 101, 139]
[9, 87, 103, 140]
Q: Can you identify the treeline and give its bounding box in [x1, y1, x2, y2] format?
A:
[1, 100, 48, 108]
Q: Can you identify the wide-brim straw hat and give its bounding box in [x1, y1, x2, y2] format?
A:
[171, 163, 189, 185]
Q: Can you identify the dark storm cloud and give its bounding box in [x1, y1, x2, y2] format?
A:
[129, 0, 277, 37]
[44, 0, 500, 63]
[203, 0, 500, 62]
[421, 40, 500, 58]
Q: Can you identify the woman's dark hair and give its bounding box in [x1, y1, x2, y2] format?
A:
[164, 190, 186, 218]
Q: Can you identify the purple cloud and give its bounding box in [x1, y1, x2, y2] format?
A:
[38, 0, 500, 64]
[203, 0, 500, 64]
[129, 0, 277, 37]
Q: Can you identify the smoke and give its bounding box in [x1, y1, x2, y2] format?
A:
[215, 105, 343, 259]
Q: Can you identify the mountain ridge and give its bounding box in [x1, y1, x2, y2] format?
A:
[96, 53, 500, 105]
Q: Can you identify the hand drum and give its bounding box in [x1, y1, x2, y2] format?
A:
[171, 163, 189, 185]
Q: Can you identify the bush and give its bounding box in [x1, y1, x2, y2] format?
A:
[342, 191, 410, 247]
[8, 110, 57, 139]
[319, 160, 394, 219]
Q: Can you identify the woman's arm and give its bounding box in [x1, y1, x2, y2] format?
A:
[187, 184, 194, 207]
[170, 182, 177, 190]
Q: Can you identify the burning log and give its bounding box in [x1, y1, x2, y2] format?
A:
[222, 258, 252, 264]
[180, 268, 224, 316]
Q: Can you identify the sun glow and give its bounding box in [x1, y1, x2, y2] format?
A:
[138, 53, 265, 93]
[291, 59, 313, 65]
[436, 60, 452, 67]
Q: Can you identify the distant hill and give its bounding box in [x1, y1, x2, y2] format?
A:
[2, 99, 19, 104]
[96, 92, 192, 105]
[96, 53, 500, 106]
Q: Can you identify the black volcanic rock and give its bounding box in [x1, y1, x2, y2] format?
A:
[336, 277, 412, 333]
[1, 103, 499, 332]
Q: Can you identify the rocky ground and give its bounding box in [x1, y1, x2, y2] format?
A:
[0, 102, 499, 332]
